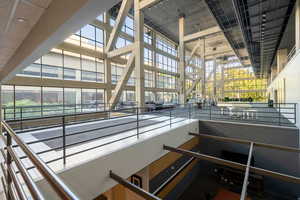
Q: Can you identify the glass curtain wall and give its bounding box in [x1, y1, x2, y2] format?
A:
[1, 85, 105, 120]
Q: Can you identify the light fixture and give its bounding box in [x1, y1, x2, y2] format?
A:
[17, 17, 26, 23]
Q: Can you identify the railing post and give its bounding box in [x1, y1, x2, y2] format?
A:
[3, 107, 6, 121]
[278, 103, 281, 126]
[170, 109, 172, 128]
[6, 127, 12, 200]
[294, 103, 297, 125]
[136, 107, 139, 139]
[62, 116, 66, 165]
[188, 104, 191, 119]
[20, 107, 23, 130]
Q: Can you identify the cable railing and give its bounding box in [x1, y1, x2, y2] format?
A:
[0, 121, 80, 200]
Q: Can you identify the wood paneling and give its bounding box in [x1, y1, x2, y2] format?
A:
[149, 137, 198, 179]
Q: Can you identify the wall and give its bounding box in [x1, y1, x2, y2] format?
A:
[36, 120, 199, 200]
[268, 50, 300, 128]
[198, 120, 300, 197]
[99, 137, 199, 200]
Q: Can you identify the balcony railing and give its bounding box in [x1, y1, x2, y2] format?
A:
[0, 102, 297, 199]
[0, 121, 80, 200]
[2, 101, 138, 121]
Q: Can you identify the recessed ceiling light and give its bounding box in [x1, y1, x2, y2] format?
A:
[17, 17, 26, 23]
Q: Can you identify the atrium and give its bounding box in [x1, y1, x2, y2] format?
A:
[0, 0, 299, 199]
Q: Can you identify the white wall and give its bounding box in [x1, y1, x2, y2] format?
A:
[36, 120, 199, 200]
[268, 50, 300, 128]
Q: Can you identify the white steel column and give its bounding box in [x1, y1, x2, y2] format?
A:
[179, 15, 186, 104]
[104, 13, 112, 108]
[296, 0, 300, 50]
[135, 0, 145, 108]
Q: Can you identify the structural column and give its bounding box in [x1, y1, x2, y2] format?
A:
[276, 48, 287, 73]
[296, 0, 300, 50]
[178, 15, 186, 104]
[104, 13, 112, 108]
[134, 0, 145, 107]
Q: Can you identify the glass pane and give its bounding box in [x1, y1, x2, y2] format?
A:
[82, 71, 97, 82]
[1, 85, 14, 120]
[43, 51, 63, 67]
[82, 55, 96, 71]
[81, 24, 95, 40]
[19, 63, 41, 77]
[15, 86, 41, 118]
[64, 88, 81, 113]
[42, 87, 64, 116]
[64, 51, 81, 69]
[42, 65, 63, 79]
[82, 89, 97, 111]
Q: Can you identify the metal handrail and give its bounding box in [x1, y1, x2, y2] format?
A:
[1, 121, 80, 200]
[15, 108, 188, 168]
[1, 103, 296, 172]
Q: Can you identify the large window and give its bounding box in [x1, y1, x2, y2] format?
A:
[15, 86, 41, 118]
[64, 51, 81, 81]
[156, 35, 177, 57]
[145, 91, 155, 102]
[120, 90, 135, 102]
[21, 59, 41, 77]
[69, 24, 104, 52]
[145, 70, 154, 88]
[122, 16, 134, 36]
[156, 53, 178, 73]
[156, 73, 177, 89]
[42, 49, 63, 79]
[19, 48, 105, 83]
[116, 37, 133, 49]
[144, 27, 152, 45]
[112, 64, 124, 84]
[64, 88, 81, 113]
[42, 87, 64, 115]
[1, 85, 14, 119]
[1, 86, 106, 119]
[144, 48, 153, 66]
[111, 63, 135, 86]
[157, 92, 178, 104]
